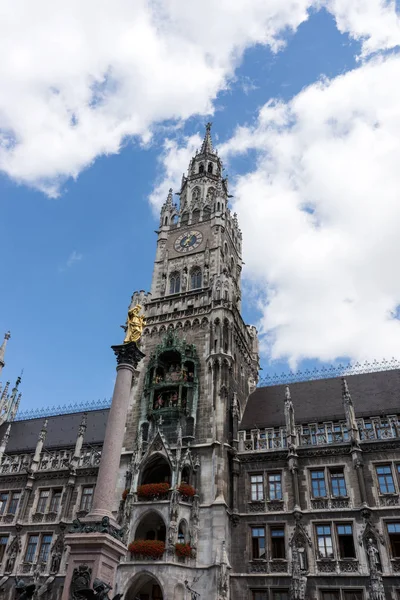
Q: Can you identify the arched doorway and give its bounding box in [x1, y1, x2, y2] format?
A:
[126, 572, 164, 600]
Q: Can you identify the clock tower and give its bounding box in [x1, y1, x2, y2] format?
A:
[118, 124, 259, 600]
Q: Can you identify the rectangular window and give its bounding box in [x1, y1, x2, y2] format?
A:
[343, 592, 363, 600]
[272, 591, 289, 600]
[316, 525, 334, 558]
[251, 475, 264, 501]
[8, 491, 21, 515]
[49, 490, 62, 513]
[252, 593, 268, 600]
[37, 490, 50, 513]
[376, 465, 395, 494]
[311, 470, 327, 498]
[387, 523, 400, 558]
[321, 591, 340, 600]
[330, 469, 347, 497]
[271, 527, 286, 559]
[251, 527, 266, 560]
[38, 534, 52, 564]
[0, 536, 8, 563]
[336, 524, 356, 558]
[80, 487, 94, 512]
[25, 535, 39, 563]
[267, 473, 282, 500]
[0, 493, 9, 515]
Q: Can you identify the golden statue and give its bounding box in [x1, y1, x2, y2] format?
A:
[123, 304, 146, 343]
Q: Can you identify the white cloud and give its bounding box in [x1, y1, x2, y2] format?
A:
[0, 0, 314, 196]
[1, 0, 399, 196]
[218, 53, 400, 367]
[59, 250, 82, 272]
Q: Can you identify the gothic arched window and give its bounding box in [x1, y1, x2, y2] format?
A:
[181, 212, 189, 225]
[170, 272, 181, 294]
[203, 205, 211, 220]
[191, 268, 202, 290]
[192, 209, 200, 223]
[164, 216, 168, 225]
[199, 164, 204, 174]
[208, 163, 213, 174]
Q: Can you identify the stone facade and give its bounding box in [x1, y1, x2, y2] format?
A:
[0, 125, 400, 600]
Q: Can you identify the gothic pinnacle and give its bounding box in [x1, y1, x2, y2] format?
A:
[341, 377, 351, 402]
[200, 121, 214, 154]
[285, 385, 291, 401]
[166, 188, 173, 207]
[0, 331, 10, 370]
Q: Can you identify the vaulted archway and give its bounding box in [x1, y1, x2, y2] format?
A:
[126, 571, 164, 600]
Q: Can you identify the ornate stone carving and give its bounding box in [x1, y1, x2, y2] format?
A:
[70, 516, 124, 541]
[269, 560, 287, 573]
[316, 560, 336, 573]
[5, 528, 21, 573]
[50, 526, 66, 574]
[70, 564, 92, 600]
[111, 342, 145, 368]
[339, 560, 359, 573]
[249, 561, 267, 573]
[290, 545, 307, 600]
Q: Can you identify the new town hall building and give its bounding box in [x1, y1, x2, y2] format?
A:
[0, 126, 400, 600]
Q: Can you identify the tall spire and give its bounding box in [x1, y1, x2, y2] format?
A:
[0, 331, 10, 374]
[200, 122, 214, 154]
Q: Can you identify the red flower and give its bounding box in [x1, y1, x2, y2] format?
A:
[178, 483, 196, 497]
[128, 540, 165, 559]
[122, 489, 129, 501]
[175, 543, 192, 558]
[137, 483, 170, 498]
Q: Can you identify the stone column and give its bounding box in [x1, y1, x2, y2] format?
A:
[61, 341, 144, 600]
[88, 342, 144, 523]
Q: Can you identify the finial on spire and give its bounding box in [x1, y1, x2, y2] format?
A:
[0, 331, 11, 371]
[285, 385, 291, 401]
[200, 122, 214, 154]
[166, 188, 173, 207]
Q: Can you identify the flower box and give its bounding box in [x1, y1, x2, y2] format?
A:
[122, 489, 129, 501]
[178, 483, 196, 498]
[175, 543, 193, 558]
[137, 483, 170, 499]
[128, 540, 165, 559]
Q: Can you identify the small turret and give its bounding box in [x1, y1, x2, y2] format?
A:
[0, 375, 22, 426]
[0, 331, 10, 374]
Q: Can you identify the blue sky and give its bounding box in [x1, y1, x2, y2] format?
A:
[1, 2, 400, 412]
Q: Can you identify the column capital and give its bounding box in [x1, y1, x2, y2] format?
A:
[111, 341, 145, 369]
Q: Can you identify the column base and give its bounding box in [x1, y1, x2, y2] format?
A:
[61, 531, 127, 600]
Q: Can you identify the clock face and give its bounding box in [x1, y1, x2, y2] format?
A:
[174, 230, 203, 253]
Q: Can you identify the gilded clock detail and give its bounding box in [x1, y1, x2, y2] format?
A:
[174, 230, 203, 253]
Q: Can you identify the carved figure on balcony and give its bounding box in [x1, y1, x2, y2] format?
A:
[170, 488, 180, 520]
[70, 564, 92, 600]
[167, 518, 178, 549]
[123, 305, 146, 344]
[5, 549, 17, 574]
[290, 546, 307, 600]
[50, 550, 62, 575]
[367, 538, 380, 574]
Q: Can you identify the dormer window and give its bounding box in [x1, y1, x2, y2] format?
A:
[208, 163, 213, 174]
